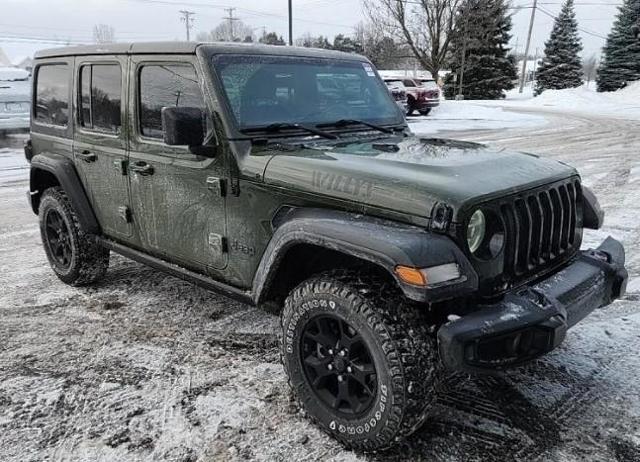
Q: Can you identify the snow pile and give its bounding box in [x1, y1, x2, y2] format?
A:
[495, 82, 640, 120]
[409, 99, 547, 135]
[0, 67, 30, 81]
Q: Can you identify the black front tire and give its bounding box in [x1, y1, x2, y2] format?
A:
[281, 270, 440, 451]
[419, 108, 432, 116]
[39, 187, 109, 286]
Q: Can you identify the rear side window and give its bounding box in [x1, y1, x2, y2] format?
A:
[79, 64, 122, 134]
[138, 64, 204, 139]
[35, 64, 69, 126]
[403, 79, 416, 87]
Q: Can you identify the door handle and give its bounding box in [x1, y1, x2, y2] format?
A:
[130, 161, 154, 176]
[77, 150, 96, 163]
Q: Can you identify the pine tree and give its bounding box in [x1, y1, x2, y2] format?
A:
[259, 32, 286, 46]
[535, 0, 583, 95]
[596, 0, 640, 92]
[444, 0, 518, 100]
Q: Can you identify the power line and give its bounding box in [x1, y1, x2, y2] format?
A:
[179, 10, 195, 41]
[536, 6, 608, 38]
[118, 0, 354, 29]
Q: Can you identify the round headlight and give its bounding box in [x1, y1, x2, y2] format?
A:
[467, 209, 486, 253]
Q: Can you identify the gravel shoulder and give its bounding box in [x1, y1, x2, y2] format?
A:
[1, 110, 640, 462]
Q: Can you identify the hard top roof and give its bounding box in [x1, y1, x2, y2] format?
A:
[34, 41, 367, 61]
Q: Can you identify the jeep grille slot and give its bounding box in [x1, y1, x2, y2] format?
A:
[500, 179, 582, 279]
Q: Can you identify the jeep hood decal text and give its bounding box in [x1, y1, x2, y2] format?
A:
[262, 137, 577, 221]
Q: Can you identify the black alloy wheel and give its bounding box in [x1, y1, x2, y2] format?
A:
[301, 315, 377, 416]
[38, 187, 109, 285]
[44, 208, 72, 269]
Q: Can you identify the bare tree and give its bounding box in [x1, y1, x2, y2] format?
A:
[582, 54, 598, 87]
[93, 24, 115, 44]
[196, 20, 255, 42]
[364, 0, 461, 79]
[355, 21, 411, 69]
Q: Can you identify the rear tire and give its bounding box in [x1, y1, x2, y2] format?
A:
[281, 270, 440, 451]
[39, 187, 109, 286]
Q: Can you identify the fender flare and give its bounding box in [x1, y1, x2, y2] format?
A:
[253, 208, 478, 304]
[29, 153, 100, 234]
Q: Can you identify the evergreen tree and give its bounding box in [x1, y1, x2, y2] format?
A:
[444, 0, 518, 100]
[259, 32, 286, 46]
[596, 0, 640, 91]
[535, 0, 583, 95]
[299, 35, 333, 49]
[332, 34, 364, 54]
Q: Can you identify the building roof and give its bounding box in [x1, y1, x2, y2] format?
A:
[0, 48, 13, 67]
[34, 41, 365, 61]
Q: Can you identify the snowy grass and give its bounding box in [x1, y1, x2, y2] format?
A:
[408, 99, 548, 136]
[478, 81, 640, 120]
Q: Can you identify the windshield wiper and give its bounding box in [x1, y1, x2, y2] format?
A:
[241, 122, 337, 140]
[317, 119, 395, 134]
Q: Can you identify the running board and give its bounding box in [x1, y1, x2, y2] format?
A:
[98, 238, 254, 305]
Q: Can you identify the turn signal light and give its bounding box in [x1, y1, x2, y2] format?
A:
[394, 266, 427, 286]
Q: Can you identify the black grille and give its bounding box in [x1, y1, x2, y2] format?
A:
[500, 179, 582, 279]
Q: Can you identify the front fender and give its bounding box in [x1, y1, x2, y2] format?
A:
[253, 208, 478, 304]
[29, 153, 100, 234]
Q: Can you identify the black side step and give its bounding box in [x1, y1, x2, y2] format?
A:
[98, 238, 255, 306]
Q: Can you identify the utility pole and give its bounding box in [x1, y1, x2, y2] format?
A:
[288, 0, 293, 46]
[457, 3, 472, 99]
[532, 47, 539, 84]
[223, 7, 239, 42]
[179, 10, 195, 41]
[519, 0, 537, 93]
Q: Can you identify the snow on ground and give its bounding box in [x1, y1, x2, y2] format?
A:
[1, 106, 640, 462]
[407, 99, 548, 135]
[475, 81, 640, 120]
[0, 135, 28, 185]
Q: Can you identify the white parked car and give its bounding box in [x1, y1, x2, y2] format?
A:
[0, 67, 31, 136]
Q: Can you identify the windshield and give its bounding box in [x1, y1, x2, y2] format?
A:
[211, 54, 403, 131]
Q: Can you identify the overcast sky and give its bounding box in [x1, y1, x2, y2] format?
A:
[0, 0, 623, 64]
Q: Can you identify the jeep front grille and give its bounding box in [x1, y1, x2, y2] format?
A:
[500, 178, 582, 279]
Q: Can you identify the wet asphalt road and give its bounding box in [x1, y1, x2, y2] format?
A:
[1, 111, 640, 462]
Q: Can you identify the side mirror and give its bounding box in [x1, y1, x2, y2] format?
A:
[161, 106, 205, 147]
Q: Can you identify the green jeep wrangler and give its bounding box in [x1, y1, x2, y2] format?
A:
[25, 42, 627, 451]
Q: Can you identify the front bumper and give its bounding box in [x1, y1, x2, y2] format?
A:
[414, 98, 440, 110]
[438, 236, 628, 373]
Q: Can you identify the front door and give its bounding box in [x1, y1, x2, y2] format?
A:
[127, 55, 227, 271]
[73, 56, 134, 241]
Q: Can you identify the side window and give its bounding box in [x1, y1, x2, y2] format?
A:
[403, 79, 415, 87]
[138, 64, 204, 139]
[35, 64, 69, 126]
[79, 64, 122, 133]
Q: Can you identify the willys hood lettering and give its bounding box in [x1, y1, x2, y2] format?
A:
[263, 137, 577, 221]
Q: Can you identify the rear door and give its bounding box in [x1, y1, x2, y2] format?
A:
[127, 54, 227, 271]
[73, 55, 134, 241]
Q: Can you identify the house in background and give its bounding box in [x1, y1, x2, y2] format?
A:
[0, 48, 12, 67]
[16, 57, 34, 74]
[0, 47, 34, 74]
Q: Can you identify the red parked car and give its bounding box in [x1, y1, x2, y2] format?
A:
[403, 78, 440, 116]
